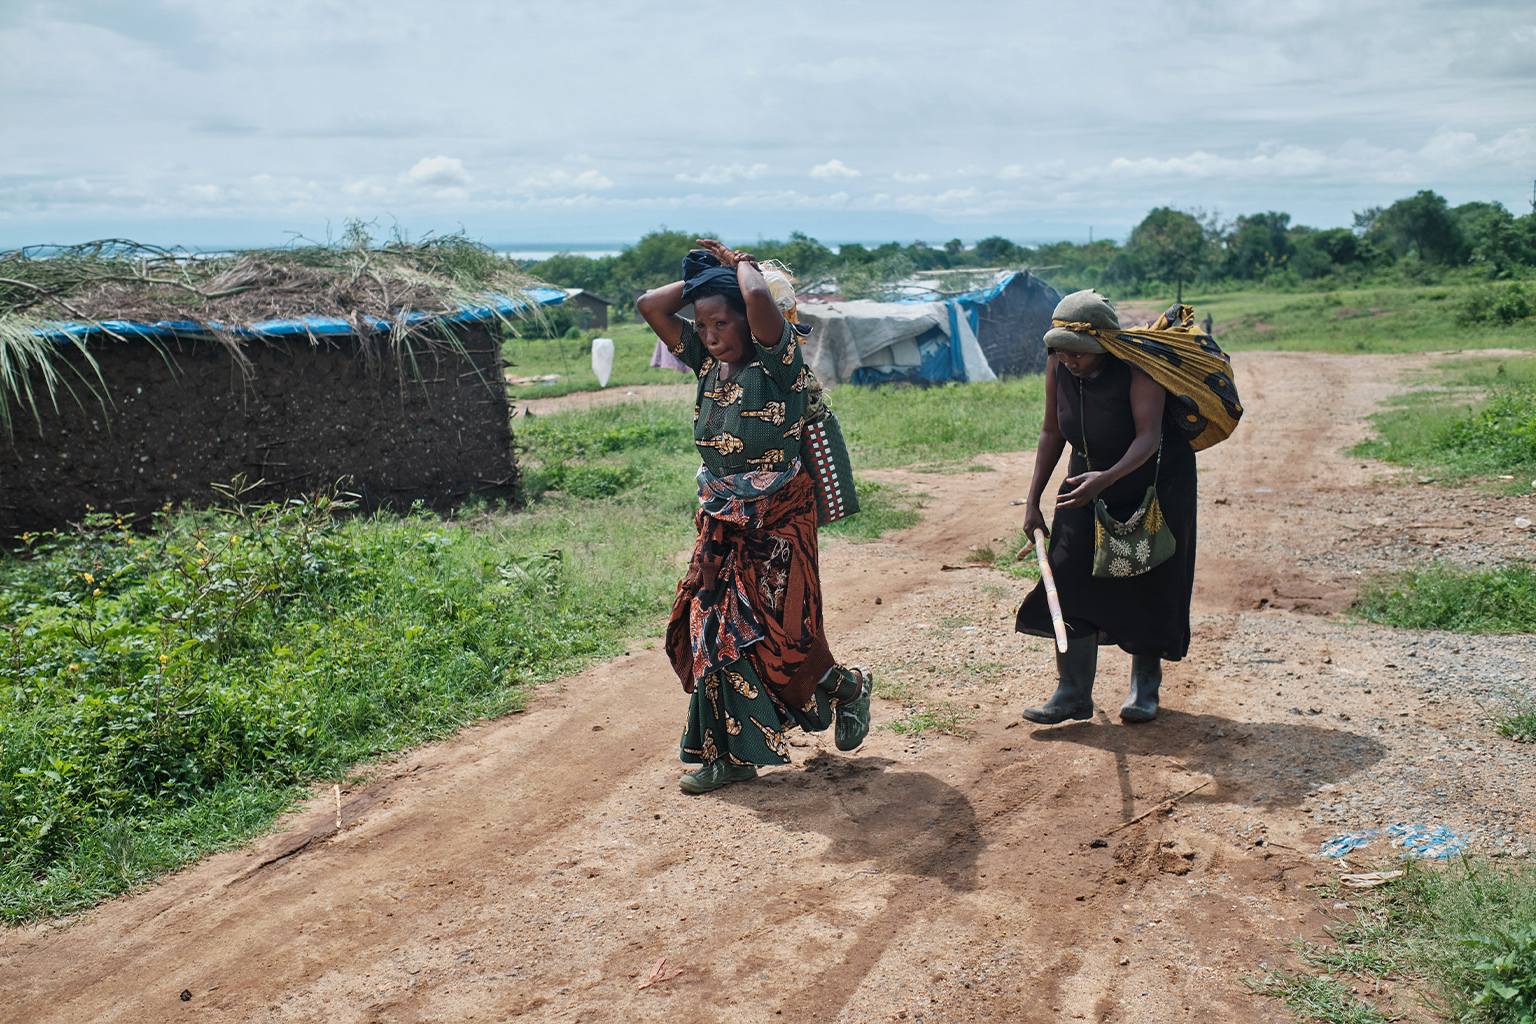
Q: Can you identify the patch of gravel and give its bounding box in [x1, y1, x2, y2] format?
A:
[1216, 613, 1536, 860]
[1296, 481, 1536, 575]
[825, 549, 1536, 864]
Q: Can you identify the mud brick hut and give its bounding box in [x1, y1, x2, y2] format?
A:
[0, 236, 563, 539]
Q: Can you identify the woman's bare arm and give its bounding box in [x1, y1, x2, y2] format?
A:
[635, 279, 690, 351]
[695, 238, 786, 344]
[1020, 354, 1067, 549]
[1056, 363, 1166, 509]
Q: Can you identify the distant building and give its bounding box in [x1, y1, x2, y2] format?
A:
[564, 288, 613, 329]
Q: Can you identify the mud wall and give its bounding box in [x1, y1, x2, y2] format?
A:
[0, 324, 518, 538]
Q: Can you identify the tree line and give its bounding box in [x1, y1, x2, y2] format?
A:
[519, 189, 1536, 330]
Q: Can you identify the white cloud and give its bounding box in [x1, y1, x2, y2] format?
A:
[675, 163, 769, 185]
[810, 159, 861, 179]
[342, 178, 389, 198]
[2, 2, 1534, 244]
[405, 156, 469, 188]
[518, 168, 615, 192]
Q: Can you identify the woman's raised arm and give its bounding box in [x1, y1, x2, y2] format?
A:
[695, 238, 786, 344]
[635, 279, 690, 351]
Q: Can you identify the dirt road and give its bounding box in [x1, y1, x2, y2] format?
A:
[4, 352, 1534, 1023]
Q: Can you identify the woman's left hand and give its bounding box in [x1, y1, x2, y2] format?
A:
[1056, 471, 1110, 509]
[696, 238, 756, 268]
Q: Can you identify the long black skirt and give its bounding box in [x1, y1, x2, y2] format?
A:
[1015, 441, 1197, 661]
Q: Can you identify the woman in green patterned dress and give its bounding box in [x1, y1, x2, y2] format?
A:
[637, 239, 872, 794]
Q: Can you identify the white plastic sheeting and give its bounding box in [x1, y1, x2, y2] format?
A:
[796, 299, 996, 384]
[590, 337, 614, 387]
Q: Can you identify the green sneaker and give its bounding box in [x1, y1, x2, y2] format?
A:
[835, 668, 872, 751]
[678, 759, 758, 794]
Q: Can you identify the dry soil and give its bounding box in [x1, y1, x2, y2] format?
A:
[3, 351, 1535, 1024]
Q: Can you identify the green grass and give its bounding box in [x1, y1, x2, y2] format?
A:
[830, 377, 1046, 468]
[1182, 284, 1536, 355]
[1349, 355, 1536, 487]
[820, 480, 925, 539]
[516, 397, 697, 503]
[881, 701, 978, 739]
[503, 320, 692, 398]
[0, 485, 699, 922]
[1271, 859, 1536, 1024]
[1351, 561, 1536, 633]
[1250, 969, 1391, 1024]
[1497, 696, 1536, 744]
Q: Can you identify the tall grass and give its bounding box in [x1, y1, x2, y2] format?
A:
[0, 472, 697, 922]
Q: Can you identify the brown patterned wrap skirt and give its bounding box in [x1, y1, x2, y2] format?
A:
[666, 469, 858, 766]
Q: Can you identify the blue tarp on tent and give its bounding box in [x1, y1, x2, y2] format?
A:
[802, 271, 1059, 386]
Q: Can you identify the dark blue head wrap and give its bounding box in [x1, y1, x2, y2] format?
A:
[679, 249, 743, 304]
[678, 248, 813, 336]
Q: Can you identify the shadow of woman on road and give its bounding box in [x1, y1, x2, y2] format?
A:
[714, 752, 983, 1021]
[1026, 709, 1388, 820]
[717, 751, 981, 892]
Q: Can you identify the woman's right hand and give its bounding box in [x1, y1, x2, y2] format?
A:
[1016, 504, 1047, 559]
[696, 238, 757, 268]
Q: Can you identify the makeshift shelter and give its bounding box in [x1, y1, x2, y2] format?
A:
[0, 236, 563, 538]
[796, 271, 1060, 385]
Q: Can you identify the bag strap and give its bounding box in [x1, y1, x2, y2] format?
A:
[1076, 373, 1162, 483]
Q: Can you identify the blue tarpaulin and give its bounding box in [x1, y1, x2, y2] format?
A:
[33, 287, 569, 342]
[804, 270, 1055, 386]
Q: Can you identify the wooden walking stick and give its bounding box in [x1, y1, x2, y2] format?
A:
[1032, 528, 1068, 653]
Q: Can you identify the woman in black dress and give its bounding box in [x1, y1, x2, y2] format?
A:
[1014, 289, 1200, 724]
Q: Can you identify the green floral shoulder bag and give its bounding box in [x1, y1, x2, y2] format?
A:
[1078, 381, 1177, 578]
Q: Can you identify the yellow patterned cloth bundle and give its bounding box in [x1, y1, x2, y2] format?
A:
[1052, 303, 1243, 452]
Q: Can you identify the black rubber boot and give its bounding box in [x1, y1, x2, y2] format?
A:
[1022, 634, 1098, 724]
[1119, 655, 1162, 722]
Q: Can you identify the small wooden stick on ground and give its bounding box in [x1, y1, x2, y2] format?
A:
[1103, 779, 1212, 835]
[334, 784, 342, 831]
[637, 957, 685, 990]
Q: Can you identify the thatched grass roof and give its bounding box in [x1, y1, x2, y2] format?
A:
[0, 224, 555, 434]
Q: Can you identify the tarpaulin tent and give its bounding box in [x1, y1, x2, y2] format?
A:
[796, 271, 1060, 386]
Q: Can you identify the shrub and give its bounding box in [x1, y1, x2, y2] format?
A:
[1458, 283, 1534, 326]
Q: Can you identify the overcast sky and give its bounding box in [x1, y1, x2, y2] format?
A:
[2, 0, 1533, 250]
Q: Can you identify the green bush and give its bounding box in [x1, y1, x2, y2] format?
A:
[1458, 283, 1535, 326]
[1436, 385, 1536, 476]
[1464, 924, 1536, 1022]
[0, 493, 637, 921]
